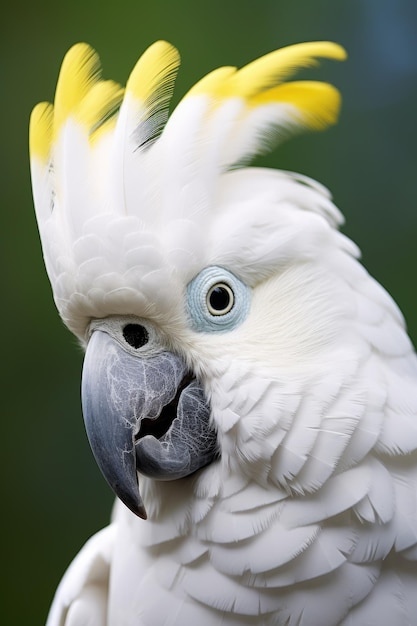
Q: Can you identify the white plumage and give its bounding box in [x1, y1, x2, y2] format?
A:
[30, 40, 417, 625]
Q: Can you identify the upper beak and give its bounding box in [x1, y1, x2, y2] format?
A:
[81, 329, 217, 519]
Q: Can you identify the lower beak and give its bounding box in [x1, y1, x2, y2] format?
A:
[81, 330, 217, 519]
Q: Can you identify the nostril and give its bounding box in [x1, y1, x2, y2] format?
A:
[123, 324, 149, 349]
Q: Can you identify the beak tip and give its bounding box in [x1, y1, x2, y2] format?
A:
[127, 500, 148, 520]
[138, 508, 148, 521]
[126, 500, 147, 520]
[117, 484, 148, 520]
[120, 497, 148, 519]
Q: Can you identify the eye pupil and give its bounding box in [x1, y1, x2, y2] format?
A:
[123, 324, 149, 349]
[209, 287, 230, 311]
[207, 283, 234, 315]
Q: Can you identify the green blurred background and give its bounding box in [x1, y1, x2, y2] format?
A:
[2, 0, 417, 622]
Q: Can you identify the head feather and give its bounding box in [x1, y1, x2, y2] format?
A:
[187, 41, 346, 99]
[125, 40, 180, 148]
[29, 40, 346, 339]
[53, 44, 102, 137]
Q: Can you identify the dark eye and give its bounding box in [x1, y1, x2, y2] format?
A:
[186, 266, 250, 333]
[123, 324, 149, 349]
[206, 283, 234, 316]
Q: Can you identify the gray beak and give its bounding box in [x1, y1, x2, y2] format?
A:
[81, 329, 217, 519]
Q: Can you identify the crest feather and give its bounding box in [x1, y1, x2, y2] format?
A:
[77, 80, 125, 142]
[249, 81, 341, 129]
[53, 43, 101, 140]
[126, 40, 180, 105]
[187, 41, 346, 99]
[29, 102, 54, 162]
[29, 43, 125, 161]
[122, 40, 180, 149]
[232, 41, 346, 95]
[29, 40, 347, 338]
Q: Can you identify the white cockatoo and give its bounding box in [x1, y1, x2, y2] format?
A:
[30, 40, 417, 626]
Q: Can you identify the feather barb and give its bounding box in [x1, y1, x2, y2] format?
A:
[53, 43, 101, 140]
[187, 41, 346, 100]
[126, 40, 180, 106]
[249, 81, 342, 129]
[29, 102, 54, 162]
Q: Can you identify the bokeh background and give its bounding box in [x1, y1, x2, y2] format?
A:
[2, 0, 417, 622]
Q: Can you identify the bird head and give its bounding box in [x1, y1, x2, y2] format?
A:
[30, 40, 352, 519]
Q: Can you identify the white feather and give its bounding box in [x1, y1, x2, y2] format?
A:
[32, 41, 417, 626]
[46, 525, 115, 626]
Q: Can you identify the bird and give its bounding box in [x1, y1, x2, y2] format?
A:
[29, 39, 417, 626]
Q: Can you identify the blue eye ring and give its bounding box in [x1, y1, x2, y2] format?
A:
[186, 266, 250, 333]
